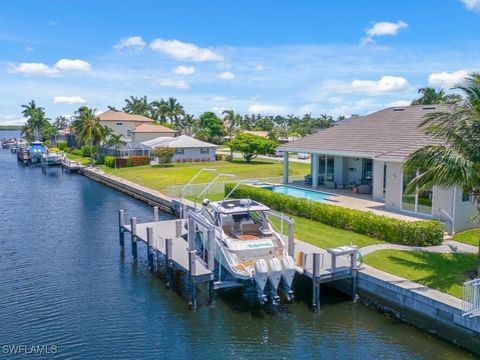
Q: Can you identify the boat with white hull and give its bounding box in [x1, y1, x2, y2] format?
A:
[195, 198, 298, 305]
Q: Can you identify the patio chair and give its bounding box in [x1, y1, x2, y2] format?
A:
[305, 174, 312, 185]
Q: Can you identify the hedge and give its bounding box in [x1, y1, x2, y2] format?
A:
[224, 184, 444, 246]
[104, 156, 115, 168]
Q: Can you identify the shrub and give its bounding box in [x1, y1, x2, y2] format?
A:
[224, 184, 444, 246]
[81, 145, 91, 157]
[48, 147, 60, 153]
[57, 141, 67, 151]
[104, 156, 115, 168]
[72, 149, 83, 156]
[151, 147, 175, 164]
[128, 156, 150, 167]
[116, 158, 128, 168]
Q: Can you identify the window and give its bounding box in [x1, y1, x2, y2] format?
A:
[462, 191, 471, 202]
[127, 130, 132, 137]
[116, 122, 123, 126]
[175, 148, 184, 155]
[200, 148, 209, 154]
[402, 169, 433, 215]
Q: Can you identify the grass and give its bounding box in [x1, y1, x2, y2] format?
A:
[99, 159, 309, 192]
[364, 250, 476, 298]
[269, 213, 384, 249]
[453, 228, 480, 246]
[65, 153, 92, 165]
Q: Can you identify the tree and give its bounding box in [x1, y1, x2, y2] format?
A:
[165, 97, 184, 127]
[404, 72, 480, 275]
[53, 116, 70, 129]
[222, 109, 241, 157]
[150, 99, 169, 123]
[152, 147, 175, 164]
[178, 114, 195, 136]
[107, 133, 124, 150]
[196, 112, 225, 142]
[411, 87, 462, 105]
[71, 106, 105, 166]
[21, 100, 53, 142]
[123, 95, 151, 117]
[228, 133, 277, 162]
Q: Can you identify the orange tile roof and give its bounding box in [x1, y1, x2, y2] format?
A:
[98, 110, 154, 123]
[133, 123, 177, 133]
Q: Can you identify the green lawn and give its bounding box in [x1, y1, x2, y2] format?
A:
[453, 228, 480, 246]
[269, 213, 383, 249]
[99, 159, 309, 192]
[65, 153, 91, 165]
[364, 250, 476, 298]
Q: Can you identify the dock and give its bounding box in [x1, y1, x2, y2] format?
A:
[61, 158, 84, 172]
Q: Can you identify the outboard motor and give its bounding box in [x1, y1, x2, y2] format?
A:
[281, 256, 296, 301]
[254, 259, 269, 305]
[268, 258, 283, 305]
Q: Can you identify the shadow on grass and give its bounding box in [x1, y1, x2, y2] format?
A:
[377, 251, 475, 295]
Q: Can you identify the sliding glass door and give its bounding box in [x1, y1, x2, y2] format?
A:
[401, 169, 433, 215]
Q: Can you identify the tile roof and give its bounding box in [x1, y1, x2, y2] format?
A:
[142, 135, 218, 149]
[98, 110, 154, 123]
[279, 105, 451, 161]
[133, 123, 176, 133]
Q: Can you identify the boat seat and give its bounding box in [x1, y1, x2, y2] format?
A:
[222, 224, 233, 236]
[240, 223, 261, 235]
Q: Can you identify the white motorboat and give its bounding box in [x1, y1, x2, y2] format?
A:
[195, 198, 297, 304]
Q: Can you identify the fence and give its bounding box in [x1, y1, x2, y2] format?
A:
[166, 175, 305, 199]
[462, 278, 480, 317]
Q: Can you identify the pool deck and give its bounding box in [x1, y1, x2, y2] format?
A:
[288, 180, 429, 222]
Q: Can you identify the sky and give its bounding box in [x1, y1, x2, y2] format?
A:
[0, 0, 479, 125]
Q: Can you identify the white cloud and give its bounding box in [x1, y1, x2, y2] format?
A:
[328, 76, 410, 94]
[428, 69, 470, 88]
[362, 20, 408, 45]
[173, 65, 195, 75]
[156, 79, 190, 89]
[10, 63, 58, 76]
[1, 115, 24, 125]
[461, 0, 480, 11]
[48, 21, 58, 26]
[248, 104, 288, 115]
[53, 96, 86, 104]
[387, 100, 411, 107]
[114, 36, 146, 50]
[25, 46, 34, 52]
[253, 64, 264, 71]
[54, 59, 91, 72]
[150, 38, 223, 62]
[217, 71, 235, 80]
[213, 96, 228, 102]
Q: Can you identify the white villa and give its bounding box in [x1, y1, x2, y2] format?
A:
[279, 105, 478, 233]
[98, 110, 176, 142]
[142, 135, 218, 162]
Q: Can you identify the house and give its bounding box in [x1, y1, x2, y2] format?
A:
[131, 123, 177, 142]
[279, 105, 478, 233]
[142, 135, 218, 162]
[97, 110, 155, 141]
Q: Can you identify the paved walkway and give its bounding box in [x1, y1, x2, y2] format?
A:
[360, 240, 477, 256]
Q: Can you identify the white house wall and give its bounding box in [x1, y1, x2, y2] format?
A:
[453, 187, 479, 232]
[172, 147, 216, 162]
[132, 132, 175, 142]
[372, 160, 385, 201]
[384, 161, 403, 210]
[100, 120, 139, 141]
[346, 157, 363, 185]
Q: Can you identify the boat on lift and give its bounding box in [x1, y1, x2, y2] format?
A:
[195, 197, 298, 305]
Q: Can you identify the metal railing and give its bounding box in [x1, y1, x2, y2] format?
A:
[462, 278, 480, 317]
[439, 208, 455, 234]
[166, 175, 305, 198]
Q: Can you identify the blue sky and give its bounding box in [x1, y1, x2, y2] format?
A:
[1, 0, 479, 124]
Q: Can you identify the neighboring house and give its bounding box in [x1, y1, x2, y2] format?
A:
[131, 123, 177, 142]
[279, 105, 478, 233]
[142, 135, 218, 162]
[50, 127, 76, 147]
[97, 110, 154, 141]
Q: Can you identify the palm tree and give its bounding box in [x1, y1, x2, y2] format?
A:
[150, 99, 169, 124]
[123, 95, 151, 117]
[71, 106, 105, 166]
[222, 109, 241, 157]
[404, 72, 480, 275]
[21, 100, 47, 141]
[165, 97, 184, 127]
[178, 114, 195, 136]
[53, 116, 70, 130]
[411, 87, 462, 105]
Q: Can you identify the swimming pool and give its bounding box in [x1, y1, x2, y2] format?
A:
[262, 185, 335, 203]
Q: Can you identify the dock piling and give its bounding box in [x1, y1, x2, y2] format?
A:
[175, 220, 182, 238]
[153, 206, 159, 222]
[288, 222, 294, 257]
[147, 227, 154, 272]
[165, 238, 173, 288]
[131, 217, 138, 259]
[118, 209, 125, 248]
[187, 217, 195, 251]
[189, 250, 197, 310]
[312, 253, 321, 312]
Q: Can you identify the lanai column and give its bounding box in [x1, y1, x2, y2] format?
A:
[312, 154, 319, 189]
[283, 151, 289, 184]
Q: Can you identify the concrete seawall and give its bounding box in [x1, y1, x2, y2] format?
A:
[78, 167, 480, 354]
[331, 265, 480, 354]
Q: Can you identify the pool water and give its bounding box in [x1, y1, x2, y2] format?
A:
[263, 185, 335, 203]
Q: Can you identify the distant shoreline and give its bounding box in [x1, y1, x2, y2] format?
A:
[0, 126, 22, 130]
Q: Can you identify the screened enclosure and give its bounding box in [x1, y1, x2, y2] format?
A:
[99, 142, 151, 158]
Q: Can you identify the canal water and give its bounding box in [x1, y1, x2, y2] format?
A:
[0, 131, 476, 359]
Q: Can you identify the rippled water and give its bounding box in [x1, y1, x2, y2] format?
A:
[0, 131, 476, 359]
